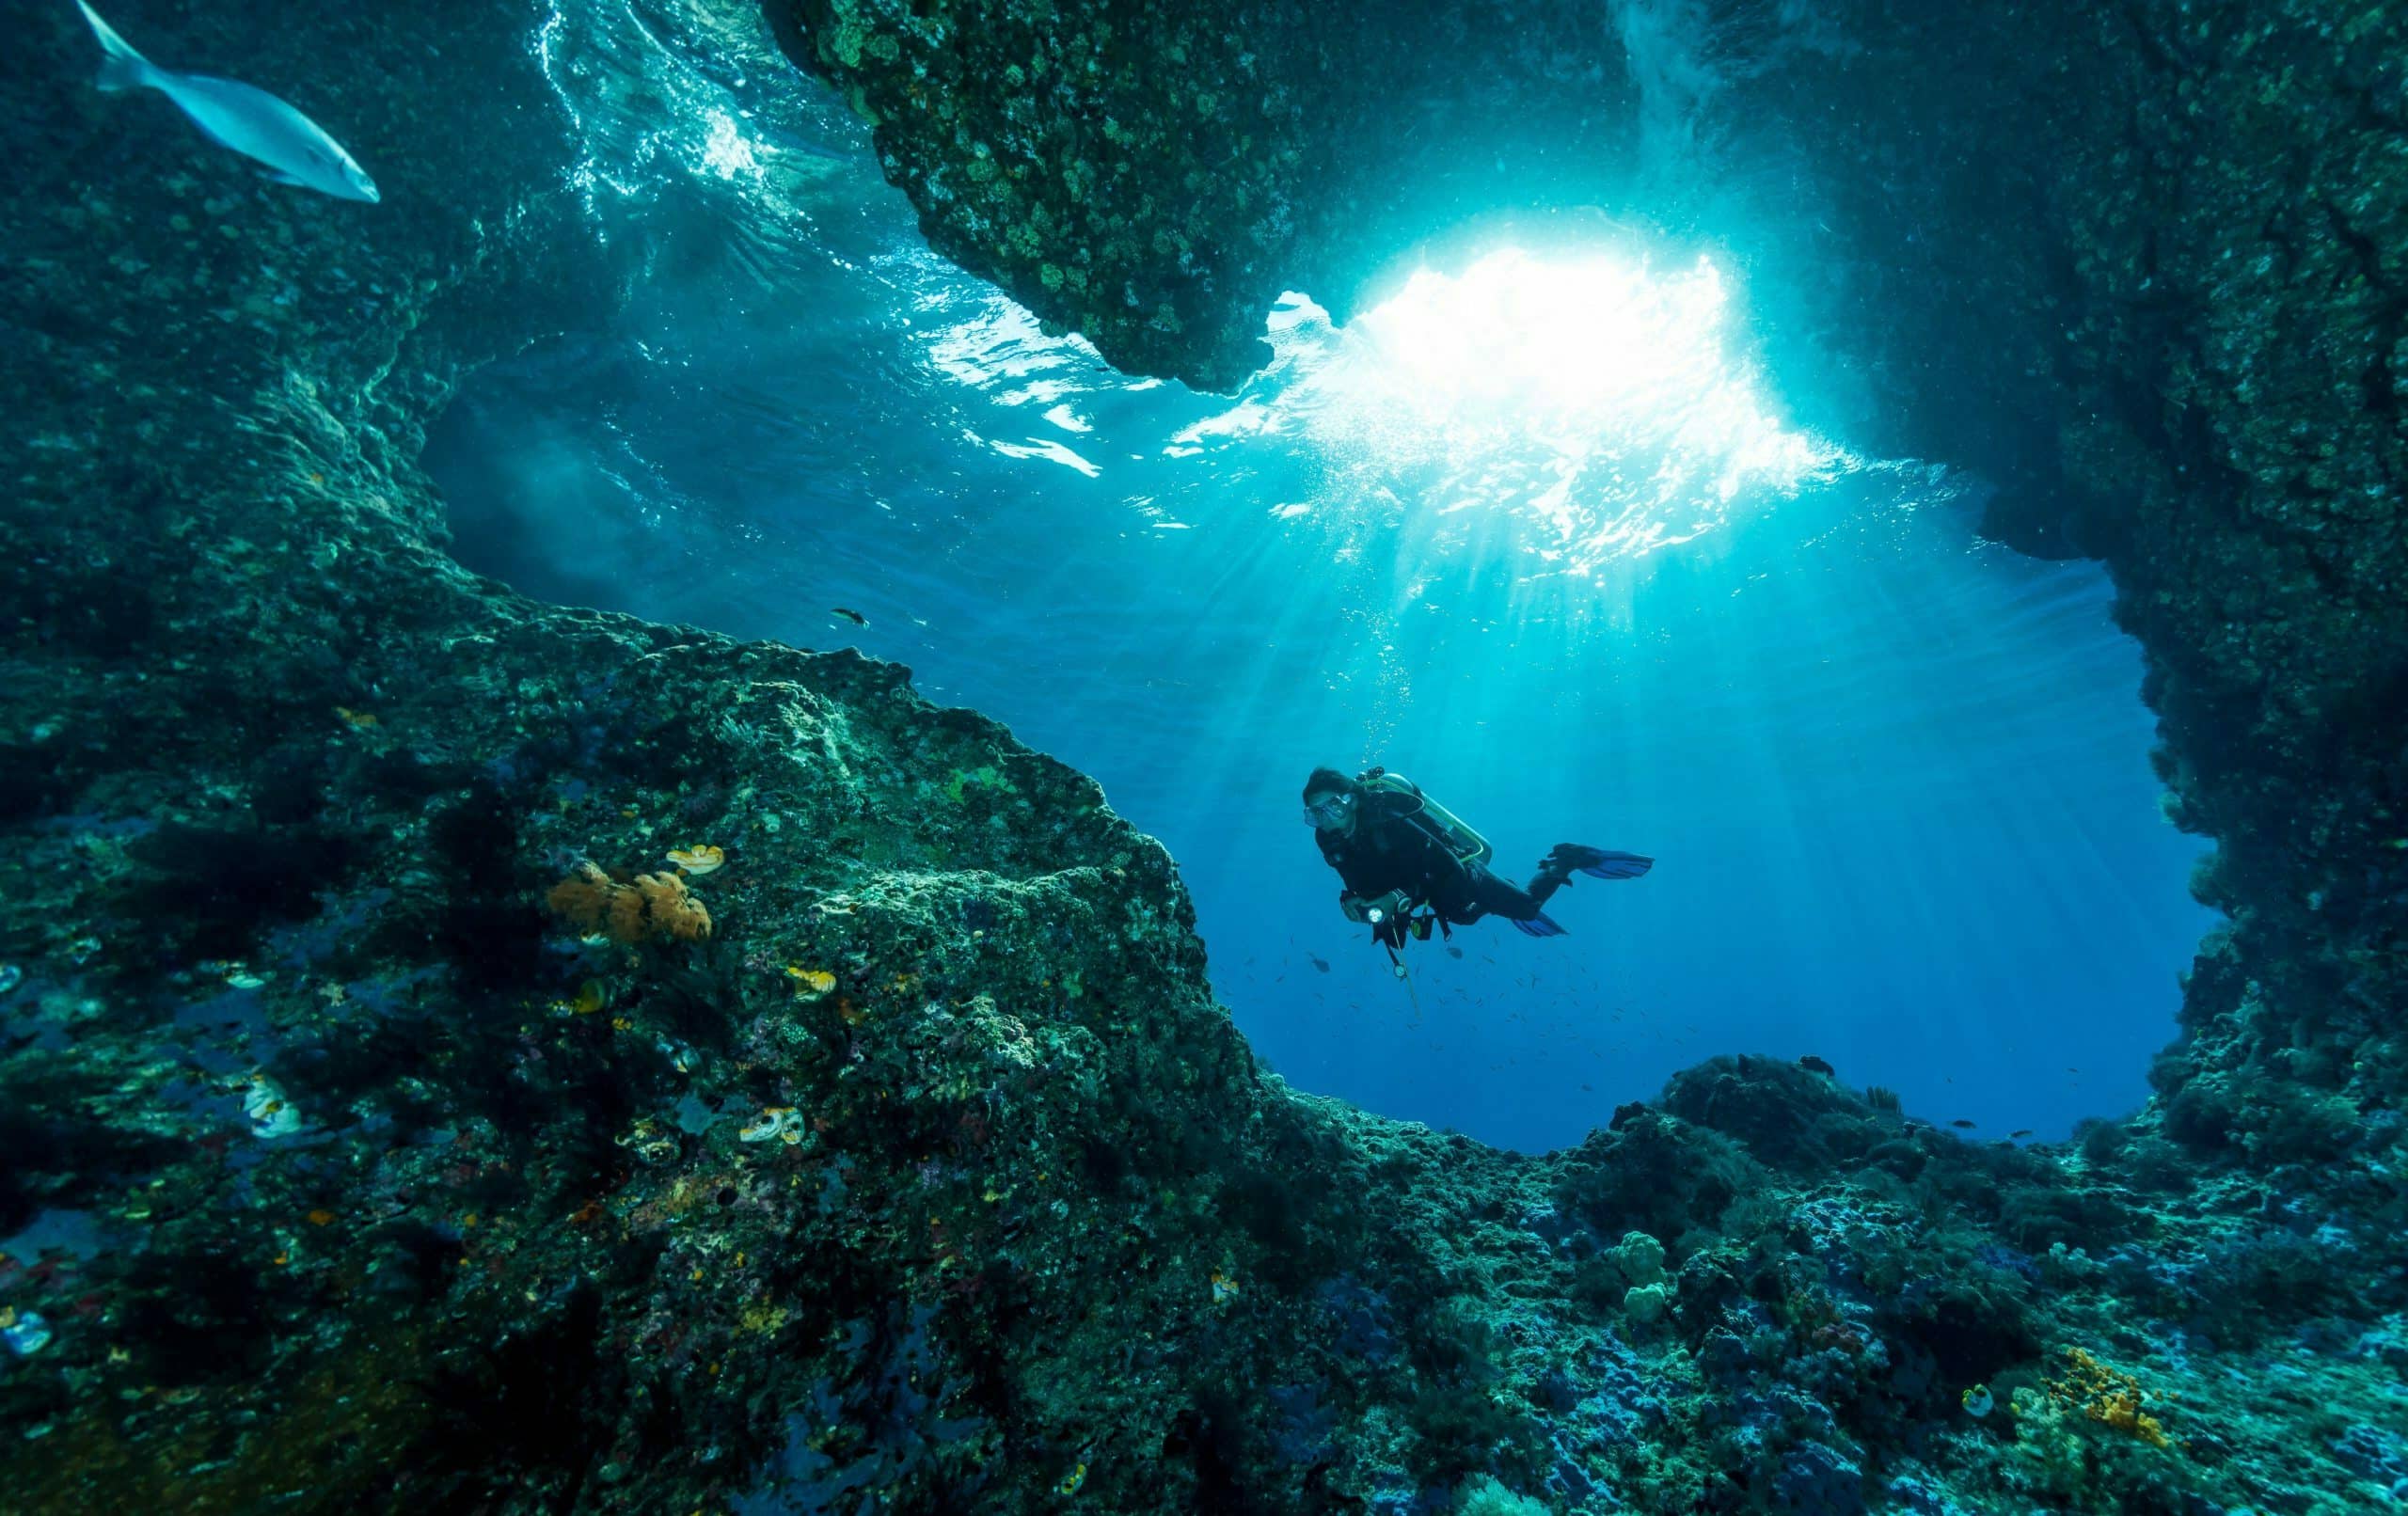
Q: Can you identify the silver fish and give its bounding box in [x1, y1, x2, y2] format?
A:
[76, 1, 378, 203]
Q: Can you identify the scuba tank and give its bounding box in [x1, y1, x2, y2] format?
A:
[1352, 767, 1488, 981]
[1334, 767, 1492, 980]
[1356, 767, 1492, 869]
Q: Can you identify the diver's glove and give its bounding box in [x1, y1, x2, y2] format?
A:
[1340, 892, 1370, 924]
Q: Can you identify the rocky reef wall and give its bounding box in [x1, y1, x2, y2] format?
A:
[768, 0, 1646, 389]
[1684, 0, 2408, 1192]
[1, 1, 2403, 1513]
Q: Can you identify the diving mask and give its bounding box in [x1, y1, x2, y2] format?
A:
[1304, 792, 1355, 828]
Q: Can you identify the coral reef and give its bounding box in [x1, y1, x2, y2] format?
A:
[547, 861, 717, 943]
[0, 0, 2402, 1513]
[2042, 1347, 2175, 1450]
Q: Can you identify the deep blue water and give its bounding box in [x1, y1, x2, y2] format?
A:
[428, 0, 2216, 1152]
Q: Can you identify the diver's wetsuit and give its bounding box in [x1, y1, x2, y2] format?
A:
[1315, 788, 1564, 930]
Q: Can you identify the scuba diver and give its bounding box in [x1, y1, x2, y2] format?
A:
[1304, 765, 1652, 968]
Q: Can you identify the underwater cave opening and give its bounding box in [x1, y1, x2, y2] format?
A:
[1281, 244, 1833, 567]
[424, 0, 2217, 1153]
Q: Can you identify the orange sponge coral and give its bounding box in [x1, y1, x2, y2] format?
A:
[547, 861, 713, 943]
[2045, 1348, 2173, 1449]
[632, 872, 713, 940]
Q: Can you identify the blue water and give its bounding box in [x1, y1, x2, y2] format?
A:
[429, 0, 2216, 1152]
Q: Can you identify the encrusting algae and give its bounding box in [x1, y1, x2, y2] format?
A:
[739, 1107, 806, 1145]
[547, 861, 715, 943]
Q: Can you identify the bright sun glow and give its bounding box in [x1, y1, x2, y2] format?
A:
[1182, 245, 1844, 569]
[1367, 250, 1745, 436]
[908, 238, 1846, 571]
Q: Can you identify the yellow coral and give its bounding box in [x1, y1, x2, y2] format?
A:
[667, 844, 725, 875]
[2044, 1348, 2172, 1449]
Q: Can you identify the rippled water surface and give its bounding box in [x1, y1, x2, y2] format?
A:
[428, 0, 2217, 1149]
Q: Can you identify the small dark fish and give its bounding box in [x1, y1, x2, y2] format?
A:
[1950, 1119, 1976, 1129]
[1308, 955, 1330, 973]
[2010, 1129, 2034, 1139]
[831, 608, 869, 627]
[1579, 1082, 1592, 1092]
[1446, 945, 1464, 958]
[1798, 1055, 1835, 1077]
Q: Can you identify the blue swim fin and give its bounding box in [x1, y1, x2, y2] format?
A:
[1512, 912, 1567, 938]
[1577, 851, 1654, 880]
